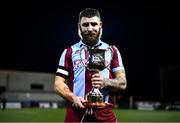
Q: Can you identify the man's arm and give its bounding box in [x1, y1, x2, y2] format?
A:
[54, 76, 74, 102]
[54, 75, 85, 108]
[91, 69, 127, 91]
[103, 69, 127, 91]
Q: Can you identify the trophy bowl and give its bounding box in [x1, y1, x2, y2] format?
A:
[87, 48, 106, 71]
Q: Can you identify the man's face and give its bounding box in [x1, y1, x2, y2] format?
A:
[79, 16, 102, 46]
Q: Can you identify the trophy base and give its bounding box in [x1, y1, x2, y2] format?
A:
[83, 102, 106, 108]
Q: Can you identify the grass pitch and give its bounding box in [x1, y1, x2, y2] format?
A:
[0, 108, 180, 122]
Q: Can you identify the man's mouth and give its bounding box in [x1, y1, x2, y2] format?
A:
[87, 32, 96, 36]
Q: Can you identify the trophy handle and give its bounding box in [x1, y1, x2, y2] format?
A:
[104, 46, 114, 70]
[80, 47, 88, 69]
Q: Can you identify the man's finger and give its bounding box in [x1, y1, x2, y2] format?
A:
[92, 73, 100, 77]
[91, 78, 101, 82]
[78, 102, 85, 108]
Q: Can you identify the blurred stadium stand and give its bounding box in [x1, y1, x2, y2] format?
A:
[0, 70, 65, 108]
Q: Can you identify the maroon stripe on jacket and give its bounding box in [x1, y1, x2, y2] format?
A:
[64, 47, 74, 91]
[64, 47, 77, 122]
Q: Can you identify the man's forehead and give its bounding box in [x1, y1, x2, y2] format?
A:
[80, 16, 101, 24]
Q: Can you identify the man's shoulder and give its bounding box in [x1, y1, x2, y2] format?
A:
[100, 40, 113, 48]
[101, 41, 117, 47]
[72, 41, 81, 47]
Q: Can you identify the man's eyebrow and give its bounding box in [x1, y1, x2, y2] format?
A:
[82, 22, 89, 24]
[91, 22, 98, 24]
[82, 22, 98, 25]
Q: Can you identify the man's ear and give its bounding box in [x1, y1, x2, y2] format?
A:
[78, 23, 81, 28]
[100, 21, 103, 28]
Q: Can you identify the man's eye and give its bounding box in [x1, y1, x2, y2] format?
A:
[82, 23, 89, 27]
[91, 23, 98, 26]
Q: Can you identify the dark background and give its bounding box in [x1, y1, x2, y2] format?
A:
[0, 0, 180, 102]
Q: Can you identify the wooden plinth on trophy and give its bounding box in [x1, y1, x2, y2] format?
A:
[83, 88, 106, 108]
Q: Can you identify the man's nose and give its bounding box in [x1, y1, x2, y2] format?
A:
[87, 25, 93, 31]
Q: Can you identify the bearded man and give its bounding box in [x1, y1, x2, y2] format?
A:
[54, 8, 127, 122]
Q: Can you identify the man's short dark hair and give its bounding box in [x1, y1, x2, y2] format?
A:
[79, 8, 101, 22]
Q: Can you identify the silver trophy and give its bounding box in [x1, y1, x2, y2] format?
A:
[80, 47, 113, 108]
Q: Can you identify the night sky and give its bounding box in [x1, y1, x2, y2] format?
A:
[0, 0, 180, 101]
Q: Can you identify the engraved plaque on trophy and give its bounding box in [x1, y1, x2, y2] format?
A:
[80, 47, 113, 108]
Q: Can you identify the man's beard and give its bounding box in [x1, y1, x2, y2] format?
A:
[80, 28, 101, 47]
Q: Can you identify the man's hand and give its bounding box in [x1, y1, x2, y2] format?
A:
[72, 96, 86, 109]
[91, 72, 104, 89]
[54, 76, 86, 108]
